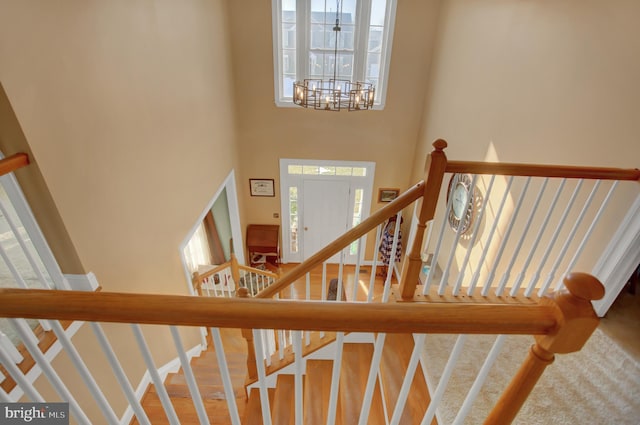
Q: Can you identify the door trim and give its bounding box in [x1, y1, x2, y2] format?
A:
[279, 159, 375, 264]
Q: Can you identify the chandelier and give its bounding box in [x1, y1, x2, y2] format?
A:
[292, 0, 375, 111]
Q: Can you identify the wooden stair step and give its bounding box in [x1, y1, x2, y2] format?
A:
[132, 389, 243, 425]
[379, 333, 433, 424]
[243, 387, 275, 425]
[340, 343, 386, 425]
[304, 359, 334, 425]
[272, 374, 296, 425]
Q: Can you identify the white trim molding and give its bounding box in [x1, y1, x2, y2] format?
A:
[592, 193, 640, 317]
[64, 272, 100, 292]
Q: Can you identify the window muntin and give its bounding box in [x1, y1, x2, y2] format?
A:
[274, 0, 397, 108]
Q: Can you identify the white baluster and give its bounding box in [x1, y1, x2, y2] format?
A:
[468, 177, 514, 295]
[483, 177, 530, 296]
[538, 180, 600, 296]
[337, 251, 345, 302]
[358, 333, 387, 425]
[49, 320, 119, 424]
[262, 329, 272, 367]
[0, 331, 23, 363]
[210, 327, 241, 425]
[0, 385, 10, 402]
[326, 332, 345, 425]
[252, 329, 273, 425]
[556, 181, 617, 291]
[440, 176, 478, 295]
[0, 173, 69, 290]
[90, 323, 151, 425]
[320, 262, 327, 339]
[453, 176, 496, 295]
[424, 185, 457, 294]
[131, 324, 179, 425]
[170, 326, 209, 424]
[495, 178, 545, 296]
[390, 334, 426, 425]
[305, 273, 311, 345]
[352, 234, 363, 301]
[452, 335, 507, 424]
[525, 180, 582, 296]
[293, 330, 303, 425]
[0, 198, 52, 289]
[11, 319, 91, 425]
[513, 179, 566, 297]
[0, 235, 50, 331]
[382, 212, 402, 303]
[421, 335, 467, 425]
[0, 342, 44, 402]
[369, 224, 383, 302]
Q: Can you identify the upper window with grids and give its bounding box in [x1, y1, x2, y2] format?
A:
[272, 0, 397, 108]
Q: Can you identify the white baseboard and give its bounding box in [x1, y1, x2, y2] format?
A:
[120, 344, 203, 425]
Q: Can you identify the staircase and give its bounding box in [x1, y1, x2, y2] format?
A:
[136, 329, 432, 424]
[132, 329, 248, 425]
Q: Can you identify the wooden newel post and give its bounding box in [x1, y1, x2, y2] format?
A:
[192, 272, 203, 297]
[484, 272, 605, 424]
[237, 287, 258, 380]
[398, 139, 448, 299]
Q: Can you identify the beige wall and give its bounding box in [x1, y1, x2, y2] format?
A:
[412, 0, 640, 286]
[227, 0, 441, 259]
[1, 0, 239, 419]
[413, 0, 640, 172]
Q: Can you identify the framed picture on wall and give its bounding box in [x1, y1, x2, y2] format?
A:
[249, 179, 275, 197]
[378, 188, 400, 203]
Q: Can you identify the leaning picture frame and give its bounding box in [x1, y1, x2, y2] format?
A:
[378, 188, 400, 203]
[249, 179, 275, 197]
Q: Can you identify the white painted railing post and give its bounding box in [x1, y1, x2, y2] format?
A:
[252, 329, 273, 425]
[293, 330, 303, 425]
[170, 326, 209, 425]
[131, 324, 179, 425]
[210, 327, 241, 425]
[0, 343, 44, 402]
[48, 320, 120, 424]
[11, 319, 91, 425]
[326, 332, 345, 425]
[90, 323, 151, 425]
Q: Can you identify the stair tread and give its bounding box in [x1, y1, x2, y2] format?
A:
[380, 333, 434, 425]
[304, 359, 333, 425]
[243, 387, 275, 425]
[340, 343, 386, 425]
[273, 374, 296, 425]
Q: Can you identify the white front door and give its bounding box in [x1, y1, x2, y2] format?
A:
[279, 159, 375, 265]
[302, 179, 350, 262]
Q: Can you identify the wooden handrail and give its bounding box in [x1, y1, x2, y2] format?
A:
[0, 288, 557, 335]
[0, 153, 29, 177]
[256, 181, 426, 298]
[446, 160, 640, 181]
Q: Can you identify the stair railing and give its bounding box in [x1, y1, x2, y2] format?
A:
[192, 252, 279, 298]
[1, 142, 638, 424]
[0, 272, 605, 424]
[233, 140, 638, 424]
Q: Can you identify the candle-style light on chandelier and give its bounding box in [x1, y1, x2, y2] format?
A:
[292, 0, 375, 111]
